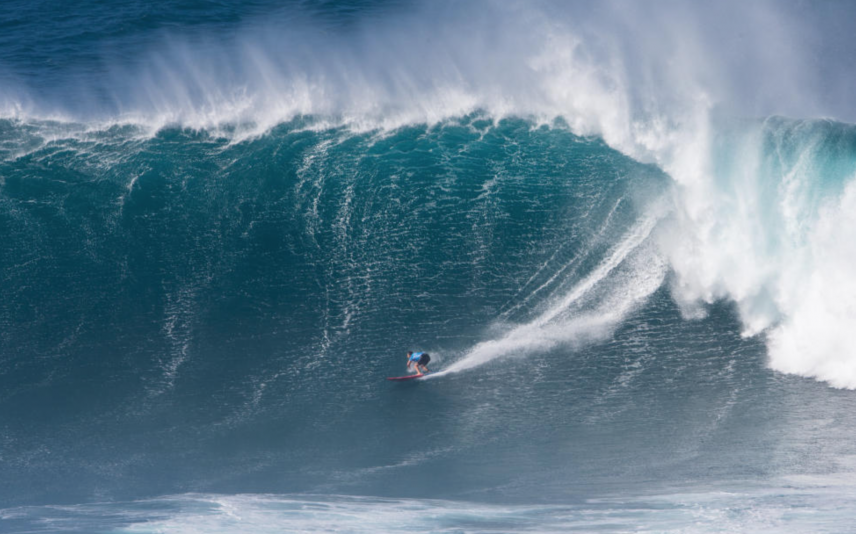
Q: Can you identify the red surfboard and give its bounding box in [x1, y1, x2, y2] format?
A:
[386, 372, 430, 381]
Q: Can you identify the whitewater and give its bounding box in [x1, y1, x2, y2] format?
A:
[3, 0, 856, 532]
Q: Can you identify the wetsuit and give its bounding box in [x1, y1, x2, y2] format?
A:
[410, 352, 431, 366]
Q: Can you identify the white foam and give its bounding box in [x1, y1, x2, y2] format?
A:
[766, 179, 856, 387]
[655, 113, 856, 388]
[12, 484, 856, 534]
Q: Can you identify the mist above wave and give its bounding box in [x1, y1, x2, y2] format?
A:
[3, 1, 852, 136]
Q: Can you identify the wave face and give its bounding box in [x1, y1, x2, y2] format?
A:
[4, 0, 856, 530]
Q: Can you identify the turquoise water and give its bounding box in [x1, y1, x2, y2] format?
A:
[3, 1, 856, 532]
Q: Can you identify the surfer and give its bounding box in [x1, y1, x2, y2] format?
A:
[407, 351, 431, 375]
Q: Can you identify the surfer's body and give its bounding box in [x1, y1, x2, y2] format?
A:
[407, 351, 431, 375]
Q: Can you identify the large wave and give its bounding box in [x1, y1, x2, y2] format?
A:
[4, 0, 856, 387]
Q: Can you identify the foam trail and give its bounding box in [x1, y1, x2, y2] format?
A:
[532, 210, 663, 328]
[436, 210, 667, 376]
[499, 197, 626, 320]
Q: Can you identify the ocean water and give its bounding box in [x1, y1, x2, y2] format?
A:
[3, 1, 856, 532]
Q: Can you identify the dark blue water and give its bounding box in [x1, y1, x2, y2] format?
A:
[3, 1, 856, 532]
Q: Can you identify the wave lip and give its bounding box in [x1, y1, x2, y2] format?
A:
[7, 1, 854, 141]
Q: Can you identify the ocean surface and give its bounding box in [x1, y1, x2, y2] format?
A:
[3, 1, 856, 532]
